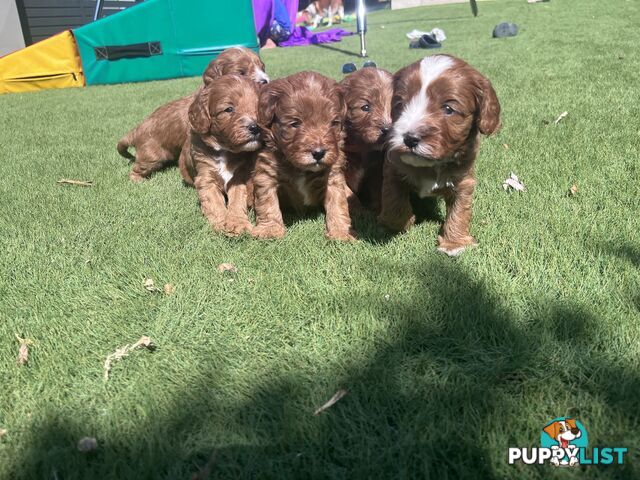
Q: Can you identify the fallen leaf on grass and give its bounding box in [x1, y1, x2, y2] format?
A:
[163, 283, 175, 295]
[217, 263, 237, 273]
[502, 173, 526, 192]
[0, 428, 7, 439]
[103, 336, 154, 381]
[569, 184, 579, 196]
[143, 278, 161, 293]
[502, 143, 509, 150]
[16, 334, 33, 366]
[57, 179, 94, 187]
[77, 437, 98, 452]
[554, 111, 568, 125]
[313, 389, 348, 416]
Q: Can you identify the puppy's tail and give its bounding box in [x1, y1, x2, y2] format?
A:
[116, 132, 135, 161]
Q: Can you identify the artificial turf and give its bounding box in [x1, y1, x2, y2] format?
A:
[1, 0, 639, 478]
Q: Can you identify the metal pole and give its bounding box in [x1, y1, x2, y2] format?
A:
[94, 0, 105, 21]
[356, 0, 367, 57]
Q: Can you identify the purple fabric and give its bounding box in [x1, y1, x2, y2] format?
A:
[252, 0, 299, 46]
[278, 27, 354, 47]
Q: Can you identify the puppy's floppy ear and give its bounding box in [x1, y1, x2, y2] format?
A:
[543, 422, 561, 440]
[202, 58, 224, 85]
[257, 78, 288, 128]
[188, 87, 211, 135]
[333, 84, 348, 125]
[474, 73, 501, 136]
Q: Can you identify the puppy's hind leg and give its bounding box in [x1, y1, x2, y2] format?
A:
[129, 145, 177, 183]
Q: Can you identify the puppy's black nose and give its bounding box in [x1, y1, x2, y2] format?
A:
[248, 123, 260, 135]
[312, 149, 326, 162]
[403, 134, 420, 149]
[259, 79, 268, 85]
[380, 127, 390, 137]
[571, 428, 580, 435]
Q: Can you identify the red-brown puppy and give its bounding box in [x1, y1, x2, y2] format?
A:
[378, 54, 501, 256]
[252, 71, 354, 241]
[179, 75, 261, 236]
[340, 67, 393, 213]
[118, 47, 268, 182]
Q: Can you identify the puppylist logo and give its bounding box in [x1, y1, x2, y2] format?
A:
[508, 417, 628, 467]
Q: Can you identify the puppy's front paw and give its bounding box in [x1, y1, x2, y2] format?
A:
[436, 235, 478, 257]
[377, 213, 415, 233]
[223, 216, 253, 237]
[252, 223, 286, 239]
[325, 228, 357, 242]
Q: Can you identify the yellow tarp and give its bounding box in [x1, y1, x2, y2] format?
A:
[0, 30, 84, 95]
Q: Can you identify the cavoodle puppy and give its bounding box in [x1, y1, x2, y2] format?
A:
[340, 67, 393, 213]
[179, 75, 262, 236]
[252, 71, 355, 241]
[378, 54, 501, 256]
[117, 47, 268, 182]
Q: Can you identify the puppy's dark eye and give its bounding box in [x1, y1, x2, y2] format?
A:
[239, 70, 247, 76]
[331, 120, 341, 128]
[290, 120, 301, 129]
[361, 104, 371, 112]
[224, 106, 235, 113]
[443, 104, 455, 116]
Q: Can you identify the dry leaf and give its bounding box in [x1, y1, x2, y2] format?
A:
[502, 173, 526, 192]
[569, 184, 578, 196]
[57, 179, 94, 187]
[15, 335, 32, 366]
[163, 283, 175, 295]
[502, 143, 509, 150]
[77, 437, 98, 452]
[313, 389, 348, 416]
[0, 428, 7, 439]
[143, 278, 161, 293]
[554, 111, 568, 125]
[217, 263, 238, 273]
[103, 336, 154, 381]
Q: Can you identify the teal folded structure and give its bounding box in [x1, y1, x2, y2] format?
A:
[73, 0, 258, 85]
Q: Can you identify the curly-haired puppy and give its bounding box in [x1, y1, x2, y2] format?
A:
[340, 67, 393, 213]
[252, 71, 354, 241]
[378, 54, 501, 256]
[117, 47, 268, 182]
[178, 75, 261, 236]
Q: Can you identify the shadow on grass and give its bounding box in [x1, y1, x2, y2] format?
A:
[9, 260, 640, 479]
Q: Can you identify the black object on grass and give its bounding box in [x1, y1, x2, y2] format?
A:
[493, 22, 519, 38]
[409, 34, 442, 49]
[470, 0, 478, 17]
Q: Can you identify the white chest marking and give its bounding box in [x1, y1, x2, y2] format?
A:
[416, 172, 455, 198]
[295, 176, 313, 206]
[216, 157, 235, 190]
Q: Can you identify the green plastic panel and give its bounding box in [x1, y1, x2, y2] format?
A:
[73, 0, 258, 85]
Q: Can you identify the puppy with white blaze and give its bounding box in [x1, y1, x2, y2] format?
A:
[378, 54, 501, 256]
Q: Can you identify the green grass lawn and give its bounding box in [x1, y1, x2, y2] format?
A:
[1, 0, 639, 478]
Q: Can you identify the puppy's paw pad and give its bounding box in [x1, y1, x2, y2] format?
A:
[252, 224, 286, 239]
